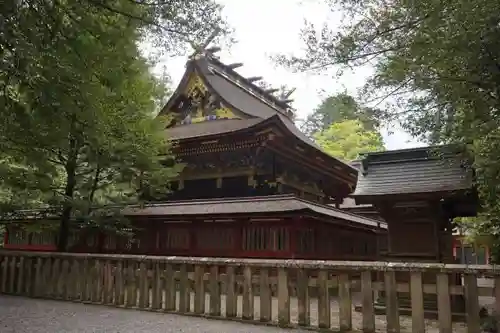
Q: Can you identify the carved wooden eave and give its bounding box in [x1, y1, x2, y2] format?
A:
[176, 138, 263, 157]
[175, 167, 260, 182]
[247, 76, 263, 82]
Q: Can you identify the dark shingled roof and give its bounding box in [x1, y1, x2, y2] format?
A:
[198, 55, 292, 114]
[197, 58, 282, 119]
[352, 146, 473, 197]
[166, 118, 263, 140]
[124, 194, 385, 229]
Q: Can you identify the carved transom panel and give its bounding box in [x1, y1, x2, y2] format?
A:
[183, 149, 259, 171]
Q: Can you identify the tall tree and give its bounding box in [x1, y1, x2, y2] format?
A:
[0, 0, 228, 250]
[314, 119, 384, 161]
[276, 0, 500, 259]
[300, 92, 381, 137]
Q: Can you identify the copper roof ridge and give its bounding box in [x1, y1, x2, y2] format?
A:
[357, 145, 467, 176]
[360, 144, 462, 162]
[362, 144, 456, 156]
[351, 187, 472, 197]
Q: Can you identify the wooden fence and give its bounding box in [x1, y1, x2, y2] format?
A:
[0, 250, 499, 333]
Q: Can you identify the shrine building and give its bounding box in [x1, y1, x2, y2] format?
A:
[1, 49, 477, 265]
[2, 49, 385, 260]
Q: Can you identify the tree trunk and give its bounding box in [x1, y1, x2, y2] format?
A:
[57, 202, 73, 252]
[57, 128, 79, 252]
[57, 170, 76, 251]
[87, 161, 101, 214]
[57, 159, 77, 251]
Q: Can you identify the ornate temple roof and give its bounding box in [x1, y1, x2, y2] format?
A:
[159, 51, 294, 120]
[352, 145, 474, 197]
[124, 194, 385, 229]
[158, 50, 357, 179]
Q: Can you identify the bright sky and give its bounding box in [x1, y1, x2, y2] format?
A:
[163, 0, 424, 150]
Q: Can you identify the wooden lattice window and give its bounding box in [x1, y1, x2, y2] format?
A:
[30, 230, 55, 246]
[86, 233, 98, 248]
[297, 228, 315, 254]
[161, 228, 190, 250]
[103, 234, 117, 250]
[7, 228, 30, 245]
[319, 231, 335, 256]
[243, 226, 289, 252]
[196, 227, 233, 250]
[339, 235, 353, 254]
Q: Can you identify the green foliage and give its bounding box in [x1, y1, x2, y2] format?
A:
[301, 93, 381, 137]
[277, 0, 500, 261]
[301, 93, 385, 161]
[0, 0, 228, 250]
[314, 120, 385, 161]
[454, 216, 500, 261]
[454, 217, 489, 243]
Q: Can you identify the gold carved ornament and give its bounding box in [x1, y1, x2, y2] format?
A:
[185, 74, 240, 122]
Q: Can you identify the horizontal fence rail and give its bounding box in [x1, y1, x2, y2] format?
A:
[1, 251, 499, 333]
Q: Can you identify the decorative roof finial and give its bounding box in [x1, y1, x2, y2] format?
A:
[247, 76, 263, 83]
[282, 87, 296, 99]
[264, 88, 279, 94]
[188, 28, 221, 60]
[205, 46, 221, 54]
[227, 63, 243, 70]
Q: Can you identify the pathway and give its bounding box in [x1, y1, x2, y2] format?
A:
[0, 295, 293, 333]
[0, 294, 474, 333]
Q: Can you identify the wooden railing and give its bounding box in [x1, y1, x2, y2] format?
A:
[0, 250, 499, 333]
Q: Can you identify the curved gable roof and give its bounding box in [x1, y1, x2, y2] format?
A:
[158, 54, 358, 177]
[194, 56, 289, 120]
[193, 58, 350, 159]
